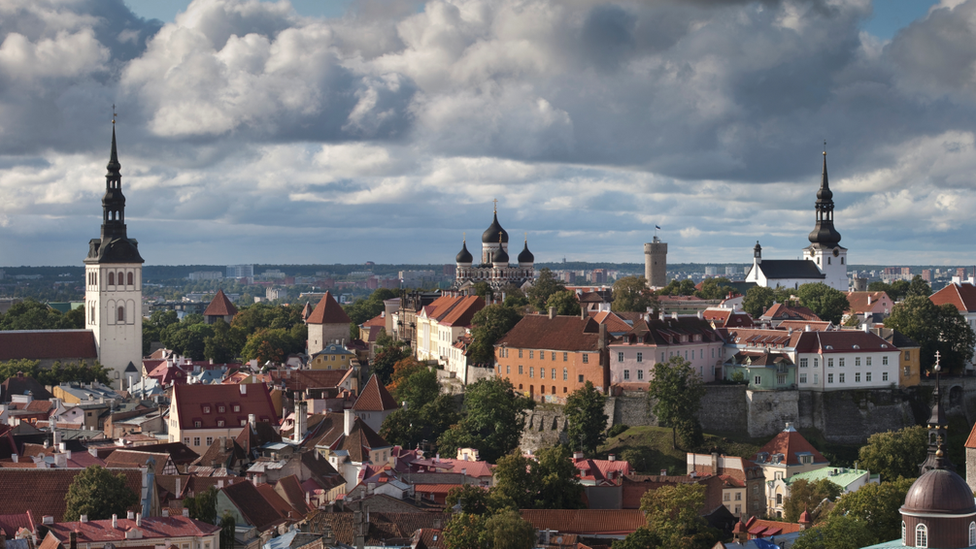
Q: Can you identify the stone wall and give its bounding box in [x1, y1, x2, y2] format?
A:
[519, 407, 568, 453]
[698, 385, 748, 434]
[745, 390, 799, 438]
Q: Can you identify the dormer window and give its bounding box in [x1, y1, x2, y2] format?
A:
[217, 419, 225, 427]
[194, 420, 202, 428]
[233, 405, 240, 412]
[203, 406, 211, 414]
[218, 405, 226, 413]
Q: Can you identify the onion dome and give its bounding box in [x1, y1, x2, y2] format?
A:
[518, 239, 534, 264]
[493, 244, 509, 265]
[456, 239, 473, 264]
[902, 468, 976, 515]
[482, 211, 509, 244]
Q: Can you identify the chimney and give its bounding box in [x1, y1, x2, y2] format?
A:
[804, 324, 811, 332]
[11, 454, 17, 463]
[80, 515, 88, 523]
[548, 307, 556, 320]
[69, 532, 77, 549]
[162, 509, 169, 517]
[136, 513, 141, 527]
[608, 454, 615, 462]
[293, 392, 307, 445]
[42, 516, 54, 525]
[867, 295, 872, 305]
[248, 414, 256, 429]
[240, 384, 247, 395]
[344, 408, 355, 437]
[183, 509, 189, 518]
[573, 451, 584, 460]
[127, 511, 135, 520]
[112, 515, 118, 528]
[175, 478, 181, 496]
[711, 452, 719, 475]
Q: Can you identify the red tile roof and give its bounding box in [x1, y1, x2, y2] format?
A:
[496, 315, 601, 352]
[965, 422, 976, 450]
[589, 311, 632, 334]
[353, 374, 397, 412]
[0, 511, 35, 538]
[104, 450, 172, 475]
[0, 468, 142, 521]
[306, 292, 351, 325]
[0, 331, 97, 361]
[270, 369, 354, 392]
[775, 320, 831, 332]
[255, 483, 302, 520]
[519, 510, 646, 536]
[274, 474, 313, 515]
[203, 290, 238, 317]
[753, 426, 827, 466]
[221, 480, 286, 531]
[47, 516, 220, 543]
[844, 291, 893, 314]
[173, 383, 277, 431]
[742, 516, 801, 537]
[761, 303, 821, 322]
[702, 309, 755, 328]
[793, 330, 897, 354]
[931, 282, 976, 313]
[363, 314, 386, 328]
[1, 374, 53, 403]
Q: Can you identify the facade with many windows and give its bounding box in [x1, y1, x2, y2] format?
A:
[609, 315, 724, 387]
[793, 329, 899, 391]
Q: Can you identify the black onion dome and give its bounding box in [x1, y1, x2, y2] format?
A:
[482, 212, 509, 244]
[808, 151, 842, 246]
[518, 240, 534, 263]
[902, 469, 976, 515]
[456, 240, 473, 264]
[493, 245, 509, 264]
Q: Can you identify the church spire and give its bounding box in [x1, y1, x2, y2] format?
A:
[807, 147, 842, 247]
[921, 352, 954, 474]
[86, 116, 144, 265]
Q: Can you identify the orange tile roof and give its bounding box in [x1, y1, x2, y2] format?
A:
[0, 468, 142, 521]
[964, 422, 976, 449]
[203, 290, 238, 317]
[363, 314, 386, 328]
[306, 292, 351, 325]
[496, 315, 601, 352]
[589, 311, 632, 334]
[173, 383, 277, 431]
[761, 303, 821, 321]
[519, 510, 646, 536]
[844, 291, 892, 314]
[353, 375, 397, 412]
[47, 516, 220, 543]
[754, 426, 827, 466]
[0, 331, 98, 361]
[931, 282, 976, 313]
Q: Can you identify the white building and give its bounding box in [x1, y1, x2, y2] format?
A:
[793, 328, 900, 391]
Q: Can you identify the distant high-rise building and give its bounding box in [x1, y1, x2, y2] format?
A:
[958, 267, 968, 280]
[705, 266, 717, 276]
[644, 236, 668, 288]
[922, 269, 932, 282]
[725, 266, 738, 277]
[591, 269, 607, 284]
[227, 264, 254, 279]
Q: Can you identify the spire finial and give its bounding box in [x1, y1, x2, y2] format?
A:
[463, 232, 466, 243]
[823, 140, 826, 155]
[493, 198, 498, 213]
[524, 232, 527, 243]
[112, 104, 117, 125]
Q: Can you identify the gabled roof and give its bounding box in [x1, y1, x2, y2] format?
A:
[519, 510, 646, 536]
[353, 374, 398, 412]
[103, 450, 172, 475]
[754, 260, 825, 281]
[753, 425, 827, 467]
[618, 316, 721, 346]
[794, 330, 897, 354]
[270, 369, 353, 392]
[844, 291, 892, 314]
[421, 296, 485, 327]
[203, 290, 238, 317]
[589, 311, 632, 334]
[274, 474, 313, 515]
[337, 418, 392, 461]
[0, 468, 142, 521]
[221, 480, 286, 531]
[869, 327, 920, 350]
[776, 320, 831, 332]
[255, 483, 303, 520]
[47, 516, 220, 543]
[118, 442, 199, 465]
[0, 511, 34, 538]
[173, 383, 277, 431]
[0, 331, 98, 361]
[931, 282, 976, 313]
[761, 304, 821, 322]
[306, 292, 351, 325]
[496, 315, 601, 352]
[0, 374, 53, 403]
[702, 308, 755, 328]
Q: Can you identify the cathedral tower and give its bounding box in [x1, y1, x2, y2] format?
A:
[84, 121, 144, 384]
[802, 150, 848, 291]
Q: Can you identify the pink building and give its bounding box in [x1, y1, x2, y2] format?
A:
[608, 315, 725, 388]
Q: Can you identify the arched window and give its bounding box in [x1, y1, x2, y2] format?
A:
[916, 524, 927, 548]
[117, 306, 125, 322]
[901, 521, 906, 543]
[108, 272, 114, 285]
[127, 272, 133, 285]
[90, 305, 95, 323]
[540, 385, 545, 394]
[969, 522, 975, 546]
[117, 271, 124, 285]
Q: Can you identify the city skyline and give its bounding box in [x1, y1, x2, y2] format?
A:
[2, 0, 976, 267]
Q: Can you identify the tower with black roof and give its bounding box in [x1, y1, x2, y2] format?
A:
[84, 119, 144, 385]
[454, 203, 535, 290]
[802, 149, 848, 291]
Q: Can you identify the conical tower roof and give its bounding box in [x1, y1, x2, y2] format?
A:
[307, 291, 351, 325]
[204, 289, 238, 317]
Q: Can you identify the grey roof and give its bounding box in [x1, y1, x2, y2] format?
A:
[756, 260, 825, 281]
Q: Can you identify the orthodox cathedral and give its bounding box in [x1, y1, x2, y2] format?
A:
[454, 206, 536, 290]
[745, 150, 849, 291]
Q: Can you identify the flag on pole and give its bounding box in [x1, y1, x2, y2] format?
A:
[655, 225, 661, 230]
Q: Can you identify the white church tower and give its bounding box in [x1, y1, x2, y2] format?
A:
[802, 150, 848, 291]
[84, 120, 144, 384]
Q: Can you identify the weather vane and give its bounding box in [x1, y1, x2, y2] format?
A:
[112, 104, 117, 125]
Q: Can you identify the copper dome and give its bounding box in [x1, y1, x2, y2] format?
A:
[902, 469, 976, 515]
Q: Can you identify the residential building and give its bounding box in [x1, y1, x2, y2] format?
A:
[308, 343, 356, 371]
[414, 295, 485, 372]
[752, 424, 829, 517]
[930, 281, 976, 371]
[766, 465, 878, 519]
[169, 383, 278, 451]
[794, 329, 900, 391]
[302, 410, 394, 491]
[494, 312, 609, 402]
[844, 291, 894, 324]
[759, 303, 821, 327]
[868, 327, 921, 388]
[723, 351, 795, 390]
[42, 514, 221, 549]
[84, 123, 145, 383]
[453, 207, 535, 290]
[686, 452, 765, 518]
[702, 307, 755, 329]
[352, 374, 398, 433]
[306, 292, 352, 356]
[609, 315, 725, 388]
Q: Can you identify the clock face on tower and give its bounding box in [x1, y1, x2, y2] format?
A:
[833, 248, 840, 257]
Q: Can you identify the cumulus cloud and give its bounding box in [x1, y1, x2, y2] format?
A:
[2, 0, 976, 266]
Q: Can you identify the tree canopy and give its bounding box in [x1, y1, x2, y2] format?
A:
[0, 299, 82, 331]
[492, 446, 584, 510]
[695, 277, 736, 300]
[380, 360, 459, 454]
[526, 269, 567, 312]
[468, 304, 523, 364]
[825, 477, 914, 545]
[646, 356, 705, 449]
[63, 465, 139, 521]
[437, 377, 533, 463]
[546, 290, 581, 316]
[613, 276, 657, 313]
[742, 286, 778, 318]
[617, 483, 720, 549]
[564, 381, 608, 455]
[0, 359, 110, 386]
[857, 426, 927, 482]
[885, 295, 976, 373]
[782, 477, 842, 523]
[796, 283, 849, 325]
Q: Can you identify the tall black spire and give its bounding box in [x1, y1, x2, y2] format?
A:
[921, 352, 954, 474]
[85, 119, 144, 265]
[807, 149, 842, 247]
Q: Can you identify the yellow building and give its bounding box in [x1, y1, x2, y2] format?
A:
[871, 327, 920, 388]
[309, 343, 356, 370]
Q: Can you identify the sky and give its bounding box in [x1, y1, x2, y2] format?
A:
[2, 0, 975, 268]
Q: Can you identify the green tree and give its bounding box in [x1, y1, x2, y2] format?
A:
[220, 511, 236, 549]
[437, 377, 533, 463]
[526, 269, 566, 312]
[388, 358, 439, 408]
[742, 286, 776, 318]
[782, 477, 842, 523]
[857, 426, 927, 482]
[63, 306, 86, 329]
[533, 445, 584, 509]
[906, 275, 931, 298]
[647, 356, 705, 449]
[546, 290, 581, 316]
[613, 527, 664, 549]
[695, 277, 735, 300]
[826, 477, 914, 544]
[342, 288, 397, 325]
[796, 283, 849, 325]
[564, 381, 608, 455]
[468, 304, 522, 364]
[638, 483, 720, 549]
[885, 295, 976, 373]
[492, 452, 536, 509]
[143, 309, 179, 355]
[241, 328, 290, 364]
[445, 485, 495, 515]
[613, 276, 657, 313]
[500, 284, 529, 309]
[791, 514, 878, 549]
[481, 509, 536, 549]
[472, 282, 494, 301]
[203, 319, 243, 363]
[371, 337, 410, 385]
[184, 486, 218, 524]
[0, 299, 72, 330]
[63, 465, 139, 521]
[443, 512, 487, 549]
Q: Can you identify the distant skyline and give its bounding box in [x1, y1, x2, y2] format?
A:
[2, 0, 975, 268]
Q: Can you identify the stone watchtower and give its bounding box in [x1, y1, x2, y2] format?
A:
[644, 236, 668, 288]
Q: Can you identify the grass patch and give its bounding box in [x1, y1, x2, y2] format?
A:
[596, 426, 768, 475]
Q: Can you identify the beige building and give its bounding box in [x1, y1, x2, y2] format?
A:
[414, 294, 485, 371]
[306, 292, 351, 356]
[169, 383, 277, 451]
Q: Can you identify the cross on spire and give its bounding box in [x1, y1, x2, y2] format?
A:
[112, 104, 117, 125]
[493, 198, 498, 213]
